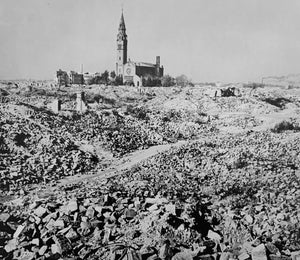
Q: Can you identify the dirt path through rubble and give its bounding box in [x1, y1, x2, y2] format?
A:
[38, 105, 300, 190]
[57, 139, 189, 186]
[19, 140, 191, 201]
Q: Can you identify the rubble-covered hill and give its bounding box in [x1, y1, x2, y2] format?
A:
[1, 131, 299, 260]
[0, 98, 216, 193]
[0, 82, 300, 259]
[0, 107, 99, 193]
[263, 74, 300, 87]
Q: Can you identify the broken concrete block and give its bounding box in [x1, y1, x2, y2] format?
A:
[220, 252, 232, 260]
[45, 218, 56, 230]
[125, 208, 137, 220]
[266, 242, 280, 255]
[65, 228, 79, 241]
[52, 234, 72, 255]
[31, 238, 41, 246]
[53, 219, 65, 229]
[238, 252, 250, 260]
[4, 238, 19, 252]
[34, 206, 47, 217]
[148, 204, 159, 212]
[0, 213, 11, 222]
[18, 250, 35, 260]
[94, 205, 102, 214]
[165, 204, 176, 215]
[146, 197, 168, 205]
[42, 212, 58, 223]
[13, 224, 26, 238]
[85, 206, 95, 219]
[102, 228, 111, 244]
[51, 243, 62, 255]
[159, 242, 171, 260]
[57, 225, 72, 235]
[207, 230, 222, 242]
[251, 244, 267, 260]
[38, 245, 48, 256]
[65, 200, 78, 214]
[245, 214, 253, 224]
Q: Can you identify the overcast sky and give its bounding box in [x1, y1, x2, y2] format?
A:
[0, 0, 300, 82]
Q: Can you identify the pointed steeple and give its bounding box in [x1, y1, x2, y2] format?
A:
[118, 10, 126, 33]
[116, 8, 128, 74]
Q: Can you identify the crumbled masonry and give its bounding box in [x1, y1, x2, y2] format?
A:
[0, 82, 299, 259]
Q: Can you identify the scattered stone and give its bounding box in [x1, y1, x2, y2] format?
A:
[18, 250, 35, 260]
[245, 215, 254, 224]
[148, 204, 159, 212]
[0, 213, 11, 222]
[13, 224, 26, 238]
[266, 242, 281, 255]
[38, 245, 48, 256]
[85, 206, 95, 219]
[57, 225, 72, 235]
[66, 200, 78, 213]
[65, 228, 79, 241]
[34, 206, 47, 217]
[238, 252, 250, 260]
[42, 211, 58, 223]
[125, 208, 137, 219]
[172, 250, 193, 260]
[165, 204, 176, 215]
[51, 243, 62, 255]
[1, 102, 300, 260]
[159, 241, 172, 260]
[31, 238, 41, 246]
[4, 238, 19, 252]
[45, 218, 56, 230]
[251, 244, 268, 260]
[207, 230, 222, 242]
[53, 219, 65, 229]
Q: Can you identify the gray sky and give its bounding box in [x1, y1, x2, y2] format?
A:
[0, 0, 300, 82]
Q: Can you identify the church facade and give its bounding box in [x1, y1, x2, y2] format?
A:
[116, 12, 164, 87]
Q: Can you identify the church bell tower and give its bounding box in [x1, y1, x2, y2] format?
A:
[116, 11, 127, 77]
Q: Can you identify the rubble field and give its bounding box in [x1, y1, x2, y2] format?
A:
[0, 81, 300, 260]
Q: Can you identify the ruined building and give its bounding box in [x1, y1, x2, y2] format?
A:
[56, 70, 84, 86]
[116, 11, 164, 87]
[76, 92, 88, 113]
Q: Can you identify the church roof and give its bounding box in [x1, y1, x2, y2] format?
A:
[135, 62, 156, 68]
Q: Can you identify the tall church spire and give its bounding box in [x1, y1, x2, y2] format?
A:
[118, 10, 127, 40]
[116, 10, 128, 76]
[119, 11, 125, 30]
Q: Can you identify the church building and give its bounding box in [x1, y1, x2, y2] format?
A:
[116, 11, 164, 87]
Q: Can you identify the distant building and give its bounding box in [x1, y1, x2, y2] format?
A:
[56, 70, 88, 86]
[83, 73, 95, 85]
[69, 71, 84, 85]
[56, 69, 69, 86]
[116, 12, 164, 86]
